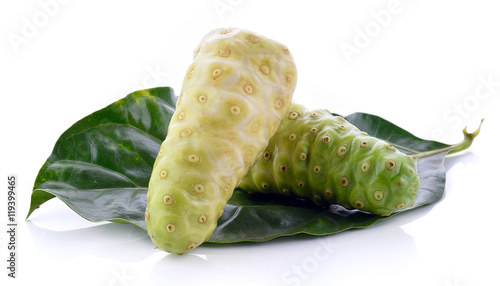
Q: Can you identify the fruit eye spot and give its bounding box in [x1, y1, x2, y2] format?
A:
[360, 162, 371, 174]
[322, 136, 331, 144]
[298, 152, 307, 161]
[360, 141, 370, 148]
[187, 153, 200, 165]
[197, 214, 207, 224]
[163, 194, 175, 206]
[373, 190, 384, 201]
[385, 143, 396, 151]
[385, 160, 396, 171]
[230, 106, 241, 115]
[324, 188, 333, 197]
[248, 35, 259, 43]
[166, 223, 176, 232]
[193, 183, 205, 194]
[336, 145, 348, 158]
[193, 46, 201, 59]
[395, 202, 406, 209]
[213, 68, 222, 78]
[198, 94, 207, 103]
[179, 128, 193, 138]
[245, 149, 253, 160]
[244, 84, 253, 95]
[282, 46, 290, 55]
[325, 188, 333, 197]
[159, 169, 168, 179]
[219, 48, 231, 58]
[340, 175, 350, 188]
[313, 165, 321, 174]
[280, 164, 287, 172]
[263, 150, 272, 161]
[177, 112, 185, 120]
[288, 133, 297, 141]
[186, 242, 197, 250]
[274, 99, 283, 110]
[252, 123, 259, 132]
[354, 199, 365, 209]
[288, 111, 299, 120]
[259, 64, 270, 75]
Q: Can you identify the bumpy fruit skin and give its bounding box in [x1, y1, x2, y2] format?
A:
[239, 103, 420, 216]
[145, 28, 297, 254]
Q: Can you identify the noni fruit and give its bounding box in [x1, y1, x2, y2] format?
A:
[239, 103, 420, 216]
[145, 28, 297, 254]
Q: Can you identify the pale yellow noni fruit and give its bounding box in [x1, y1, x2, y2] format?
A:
[145, 28, 297, 254]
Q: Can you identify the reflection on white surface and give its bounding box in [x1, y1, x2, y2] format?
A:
[26, 201, 432, 286]
[199, 221, 419, 286]
[26, 221, 155, 262]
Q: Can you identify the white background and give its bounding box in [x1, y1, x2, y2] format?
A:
[1, 0, 499, 285]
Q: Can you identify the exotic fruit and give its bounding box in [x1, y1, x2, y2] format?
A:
[145, 28, 297, 254]
[239, 103, 420, 216]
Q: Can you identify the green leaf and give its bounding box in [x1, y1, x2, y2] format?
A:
[27, 87, 176, 221]
[330, 112, 448, 155]
[27, 87, 476, 244]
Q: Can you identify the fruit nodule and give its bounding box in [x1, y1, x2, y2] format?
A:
[145, 28, 297, 254]
[239, 103, 420, 216]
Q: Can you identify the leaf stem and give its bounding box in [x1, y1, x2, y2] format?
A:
[410, 119, 483, 159]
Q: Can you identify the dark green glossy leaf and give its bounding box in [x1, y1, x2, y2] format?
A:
[338, 112, 450, 155]
[28, 87, 457, 244]
[27, 87, 176, 220]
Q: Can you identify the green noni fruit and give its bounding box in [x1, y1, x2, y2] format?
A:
[239, 103, 420, 216]
[145, 28, 297, 254]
